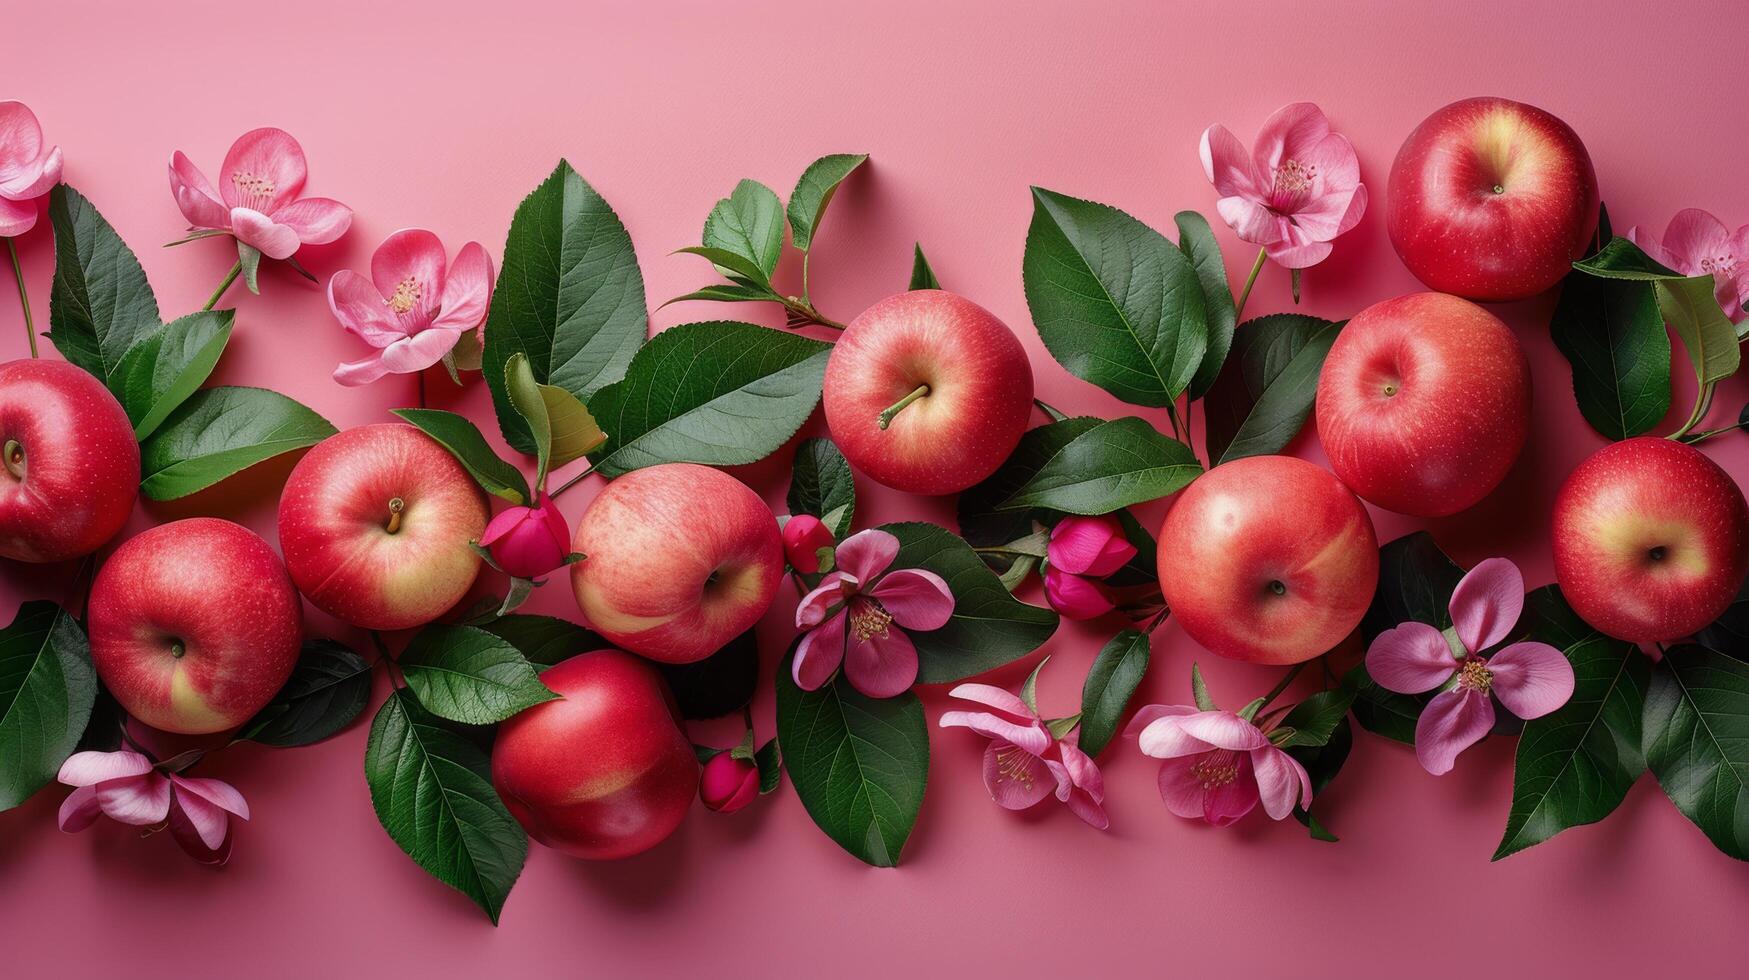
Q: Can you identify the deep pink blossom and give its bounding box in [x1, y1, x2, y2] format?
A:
[1200, 103, 1367, 269]
[1044, 567, 1115, 620]
[330, 229, 493, 386]
[793, 529, 953, 698]
[57, 750, 249, 865]
[479, 491, 569, 579]
[1125, 705, 1311, 826]
[939, 681, 1108, 829]
[1365, 558, 1575, 775]
[1042, 515, 1135, 620]
[169, 127, 351, 259]
[0, 101, 63, 237]
[781, 515, 836, 574]
[699, 752, 760, 814]
[1627, 209, 1749, 323]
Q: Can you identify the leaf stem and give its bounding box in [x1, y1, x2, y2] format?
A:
[1253, 662, 1306, 716]
[1668, 381, 1717, 441]
[549, 462, 596, 500]
[1679, 418, 1749, 444]
[781, 295, 847, 330]
[6, 238, 36, 357]
[203, 261, 243, 311]
[1233, 246, 1267, 323]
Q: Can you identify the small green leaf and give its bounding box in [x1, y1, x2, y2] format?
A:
[705, 180, 786, 280]
[676, 245, 776, 289]
[1643, 644, 1749, 860]
[999, 416, 1201, 515]
[46, 184, 161, 382]
[657, 630, 758, 720]
[0, 602, 95, 810]
[787, 438, 856, 538]
[1551, 271, 1671, 441]
[475, 615, 607, 670]
[1175, 211, 1236, 398]
[1020, 656, 1050, 715]
[1274, 689, 1356, 749]
[755, 738, 782, 794]
[504, 352, 607, 485]
[787, 154, 868, 253]
[139, 386, 337, 500]
[663, 284, 779, 306]
[237, 241, 261, 294]
[1203, 314, 1343, 465]
[908, 243, 940, 291]
[111, 310, 234, 441]
[392, 408, 531, 504]
[398, 625, 558, 726]
[1573, 238, 1683, 280]
[1078, 630, 1150, 757]
[1191, 662, 1216, 711]
[236, 639, 371, 748]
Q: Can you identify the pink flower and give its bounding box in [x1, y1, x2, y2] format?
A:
[0, 101, 63, 237]
[1626, 209, 1749, 323]
[1200, 103, 1367, 269]
[792, 529, 954, 698]
[168, 127, 351, 260]
[781, 514, 836, 574]
[1125, 705, 1312, 826]
[57, 750, 250, 865]
[1365, 558, 1575, 775]
[938, 682, 1108, 829]
[1044, 568, 1115, 620]
[479, 491, 570, 579]
[330, 229, 494, 386]
[699, 752, 760, 814]
[1042, 515, 1136, 620]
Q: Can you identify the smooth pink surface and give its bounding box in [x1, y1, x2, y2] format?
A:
[3, 1, 1748, 977]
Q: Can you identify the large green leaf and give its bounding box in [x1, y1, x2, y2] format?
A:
[1494, 587, 1647, 859]
[1022, 187, 1207, 407]
[704, 180, 786, 281]
[110, 310, 234, 441]
[1351, 531, 1467, 743]
[883, 522, 1059, 684]
[958, 417, 1102, 552]
[998, 416, 1200, 515]
[1573, 237, 1682, 280]
[787, 438, 856, 538]
[138, 386, 337, 500]
[1203, 314, 1343, 465]
[775, 659, 928, 867]
[787, 154, 868, 254]
[364, 690, 527, 923]
[586, 321, 830, 478]
[1077, 629, 1150, 757]
[475, 615, 607, 670]
[237, 639, 372, 748]
[1551, 270, 1671, 441]
[398, 625, 557, 726]
[46, 184, 161, 382]
[391, 409, 530, 504]
[1175, 211, 1236, 398]
[0, 602, 95, 810]
[1644, 644, 1749, 860]
[1657, 275, 1740, 388]
[484, 160, 647, 454]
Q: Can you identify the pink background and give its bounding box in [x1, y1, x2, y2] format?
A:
[3, 0, 1747, 976]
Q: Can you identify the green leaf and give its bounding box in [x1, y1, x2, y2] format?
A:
[1573, 237, 1683, 280]
[703, 181, 787, 281]
[475, 615, 607, 670]
[504, 352, 607, 484]
[1078, 629, 1150, 757]
[663, 283, 779, 306]
[237, 639, 371, 748]
[1175, 211, 1236, 398]
[1643, 644, 1749, 860]
[484, 160, 647, 455]
[1191, 662, 1217, 711]
[1103, 509, 1159, 588]
[999, 416, 1200, 515]
[1494, 587, 1647, 859]
[1022, 187, 1207, 407]
[657, 630, 758, 720]
[883, 522, 1059, 684]
[1351, 531, 1467, 743]
[586, 321, 830, 478]
[1020, 657, 1048, 714]
[908, 243, 940, 290]
[1698, 578, 1749, 658]
[775, 660, 927, 867]
[0, 602, 95, 810]
[364, 690, 527, 922]
[139, 386, 337, 500]
[237, 241, 261, 294]
[399, 625, 558, 726]
[958, 417, 1102, 558]
[675, 245, 775, 289]
[1656, 275, 1741, 388]
[46, 184, 161, 382]
[391, 409, 530, 504]
[787, 154, 868, 253]
[1275, 689, 1356, 749]
[755, 738, 782, 794]
[1551, 270, 1671, 441]
[1288, 715, 1352, 840]
[111, 310, 234, 441]
[1203, 314, 1343, 465]
[787, 438, 856, 538]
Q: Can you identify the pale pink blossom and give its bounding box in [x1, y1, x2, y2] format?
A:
[1365, 558, 1575, 775]
[793, 529, 953, 698]
[57, 750, 249, 865]
[0, 101, 63, 237]
[330, 229, 493, 386]
[1200, 103, 1367, 268]
[1125, 705, 1312, 826]
[168, 127, 351, 259]
[1626, 209, 1749, 323]
[939, 681, 1108, 829]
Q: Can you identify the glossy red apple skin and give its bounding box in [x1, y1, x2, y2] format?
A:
[88, 518, 302, 735]
[571, 463, 781, 663]
[1316, 292, 1531, 517]
[823, 289, 1034, 495]
[278, 423, 489, 631]
[1387, 97, 1598, 301]
[0, 359, 139, 562]
[1158, 456, 1379, 665]
[492, 651, 698, 860]
[1553, 438, 1749, 644]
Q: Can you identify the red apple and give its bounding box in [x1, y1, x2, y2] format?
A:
[571, 462, 781, 663]
[88, 518, 302, 735]
[823, 289, 1034, 495]
[1316, 292, 1531, 517]
[0, 359, 138, 562]
[492, 650, 698, 860]
[1387, 97, 1598, 301]
[278, 423, 489, 631]
[1553, 438, 1749, 643]
[1158, 455, 1378, 665]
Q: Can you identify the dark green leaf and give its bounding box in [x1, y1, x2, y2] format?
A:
[1078, 629, 1150, 757]
[399, 625, 557, 726]
[1551, 271, 1671, 440]
[76, 682, 124, 753]
[663, 284, 778, 306]
[1289, 715, 1352, 841]
[755, 738, 782, 794]
[999, 415, 1200, 515]
[46, 184, 161, 382]
[1191, 662, 1217, 711]
[1203, 314, 1342, 465]
[111, 310, 234, 441]
[788, 438, 856, 538]
[1103, 509, 1158, 588]
[787, 154, 868, 253]
[908, 243, 940, 291]
[364, 690, 527, 922]
[675, 245, 774, 289]
[1573, 238, 1683, 280]
[1643, 644, 1749, 860]
[138, 386, 337, 500]
[958, 417, 1101, 554]
[1275, 688, 1356, 749]
[657, 630, 758, 719]
[704, 181, 786, 280]
[1350, 531, 1467, 742]
[1698, 578, 1749, 659]
[237, 639, 372, 748]
[476, 615, 607, 669]
[0, 602, 94, 810]
[1175, 211, 1236, 398]
[392, 409, 530, 505]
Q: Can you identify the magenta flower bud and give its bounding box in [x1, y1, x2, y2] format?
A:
[781, 514, 836, 574]
[479, 491, 570, 579]
[700, 751, 760, 814]
[1048, 514, 1137, 578]
[1044, 566, 1116, 621]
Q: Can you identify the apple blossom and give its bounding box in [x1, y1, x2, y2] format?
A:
[1043, 515, 1135, 620]
[1626, 209, 1749, 323]
[169, 127, 351, 261]
[1124, 704, 1312, 826]
[938, 681, 1108, 829]
[57, 750, 250, 865]
[331, 230, 494, 387]
[1365, 558, 1574, 775]
[792, 528, 953, 698]
[1, 101, 62, 357]
[479, 491, 571, 580]
[699, 752, 760, 814]
[781, 514, 836, 574]
[1200, 102, 1366, 271]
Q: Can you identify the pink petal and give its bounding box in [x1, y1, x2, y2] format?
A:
[1217, 195, 1282, 245]
[57, 785, 103, 833]
[1336, 182, 1368, 237]
[219, 127, 306, 212]
[1123, 703, 1195, 739]
[833, 529, 899, 584]
[95, 772, 172, 826]
[327, 271, 405, 348]
[792, 614, 846, 691]
[1155, 756, 1211, 820]
[167, 802, 232, 866]
[1661, 208, 1732, 276]
[377, 327, 464, 375]
[170, 787, 229, 850]
[1365, 621, 1459, 694]
[1624, 226, 1679, 271]
[231, 207, 300, 260]
[0, 144, 60, 201]
[0, 195, 37, 236]
[1487, 642, 1577, 720]
[795, 573, 851, 629]
[1414, 688, 1495, 776]
[868, 568, 954, 631]
[844, 624, 919, 698]
[58, 750, 154, 787]
[1173, 710, 1269, 751]
[1135, 716, 1217, 760]
[1251, 102, 1332, 178]
[429, 241, 494, 334]
[168, 775, 249, 819]
[1044, 568, 1114, 620]
[1250, 745, 1312, 820]
[482, 506, 532, 548]
[370, 228, 447, 311]
[1199, 124, 1260, 200]
[1450, 557, 1525, 654]
[273, 197, 352, 246]
[939, 709, 1051, 756]
[981, 740, 1056, 810]
[944, 682, 1038, 722]
[333, 352, 393, 388]
[1061, 787, 1109, 829]
[1201, 751, 1260, 826]
[535, 495, 569, 550]
[1055, 736, 1104, 803]
[168, 151, 230, 230]
[1264, 236, 1333, 269]
[0, 101, 47, 173]
[1047, 514, 1135, 577]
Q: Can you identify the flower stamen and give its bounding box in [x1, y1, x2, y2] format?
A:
[387, 276, 423, 316]
[1273, 159, 1317, 195]
[1191, 752, 1241, 791]
[229, 170, 276, 211]
[1457, 658, 1494, 694]
[995, 745, 1036, 788]
[848, 599, 893, 642]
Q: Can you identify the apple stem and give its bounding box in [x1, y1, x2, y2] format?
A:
[2, 439, 22, 479]
[6, 238, 36, 358]
[1232, 247, 1268, 323]
[877, 384, 930, 430]
[203, 260, 243, 312]
[385, 497, 406, 534]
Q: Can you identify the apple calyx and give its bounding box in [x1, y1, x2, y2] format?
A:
[169, 638, 186, 659]
[876, 383, 930, 431]
[2, 439, 23, 479]
[384, 497, 406, 535]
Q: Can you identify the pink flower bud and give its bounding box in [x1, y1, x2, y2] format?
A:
[1045, 566, 1116, 620]
[479, 491, 570, 579]
[782, 514, 836, 574]
[1048, 514, 1137, 578]
[700, 751, 760, 814]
